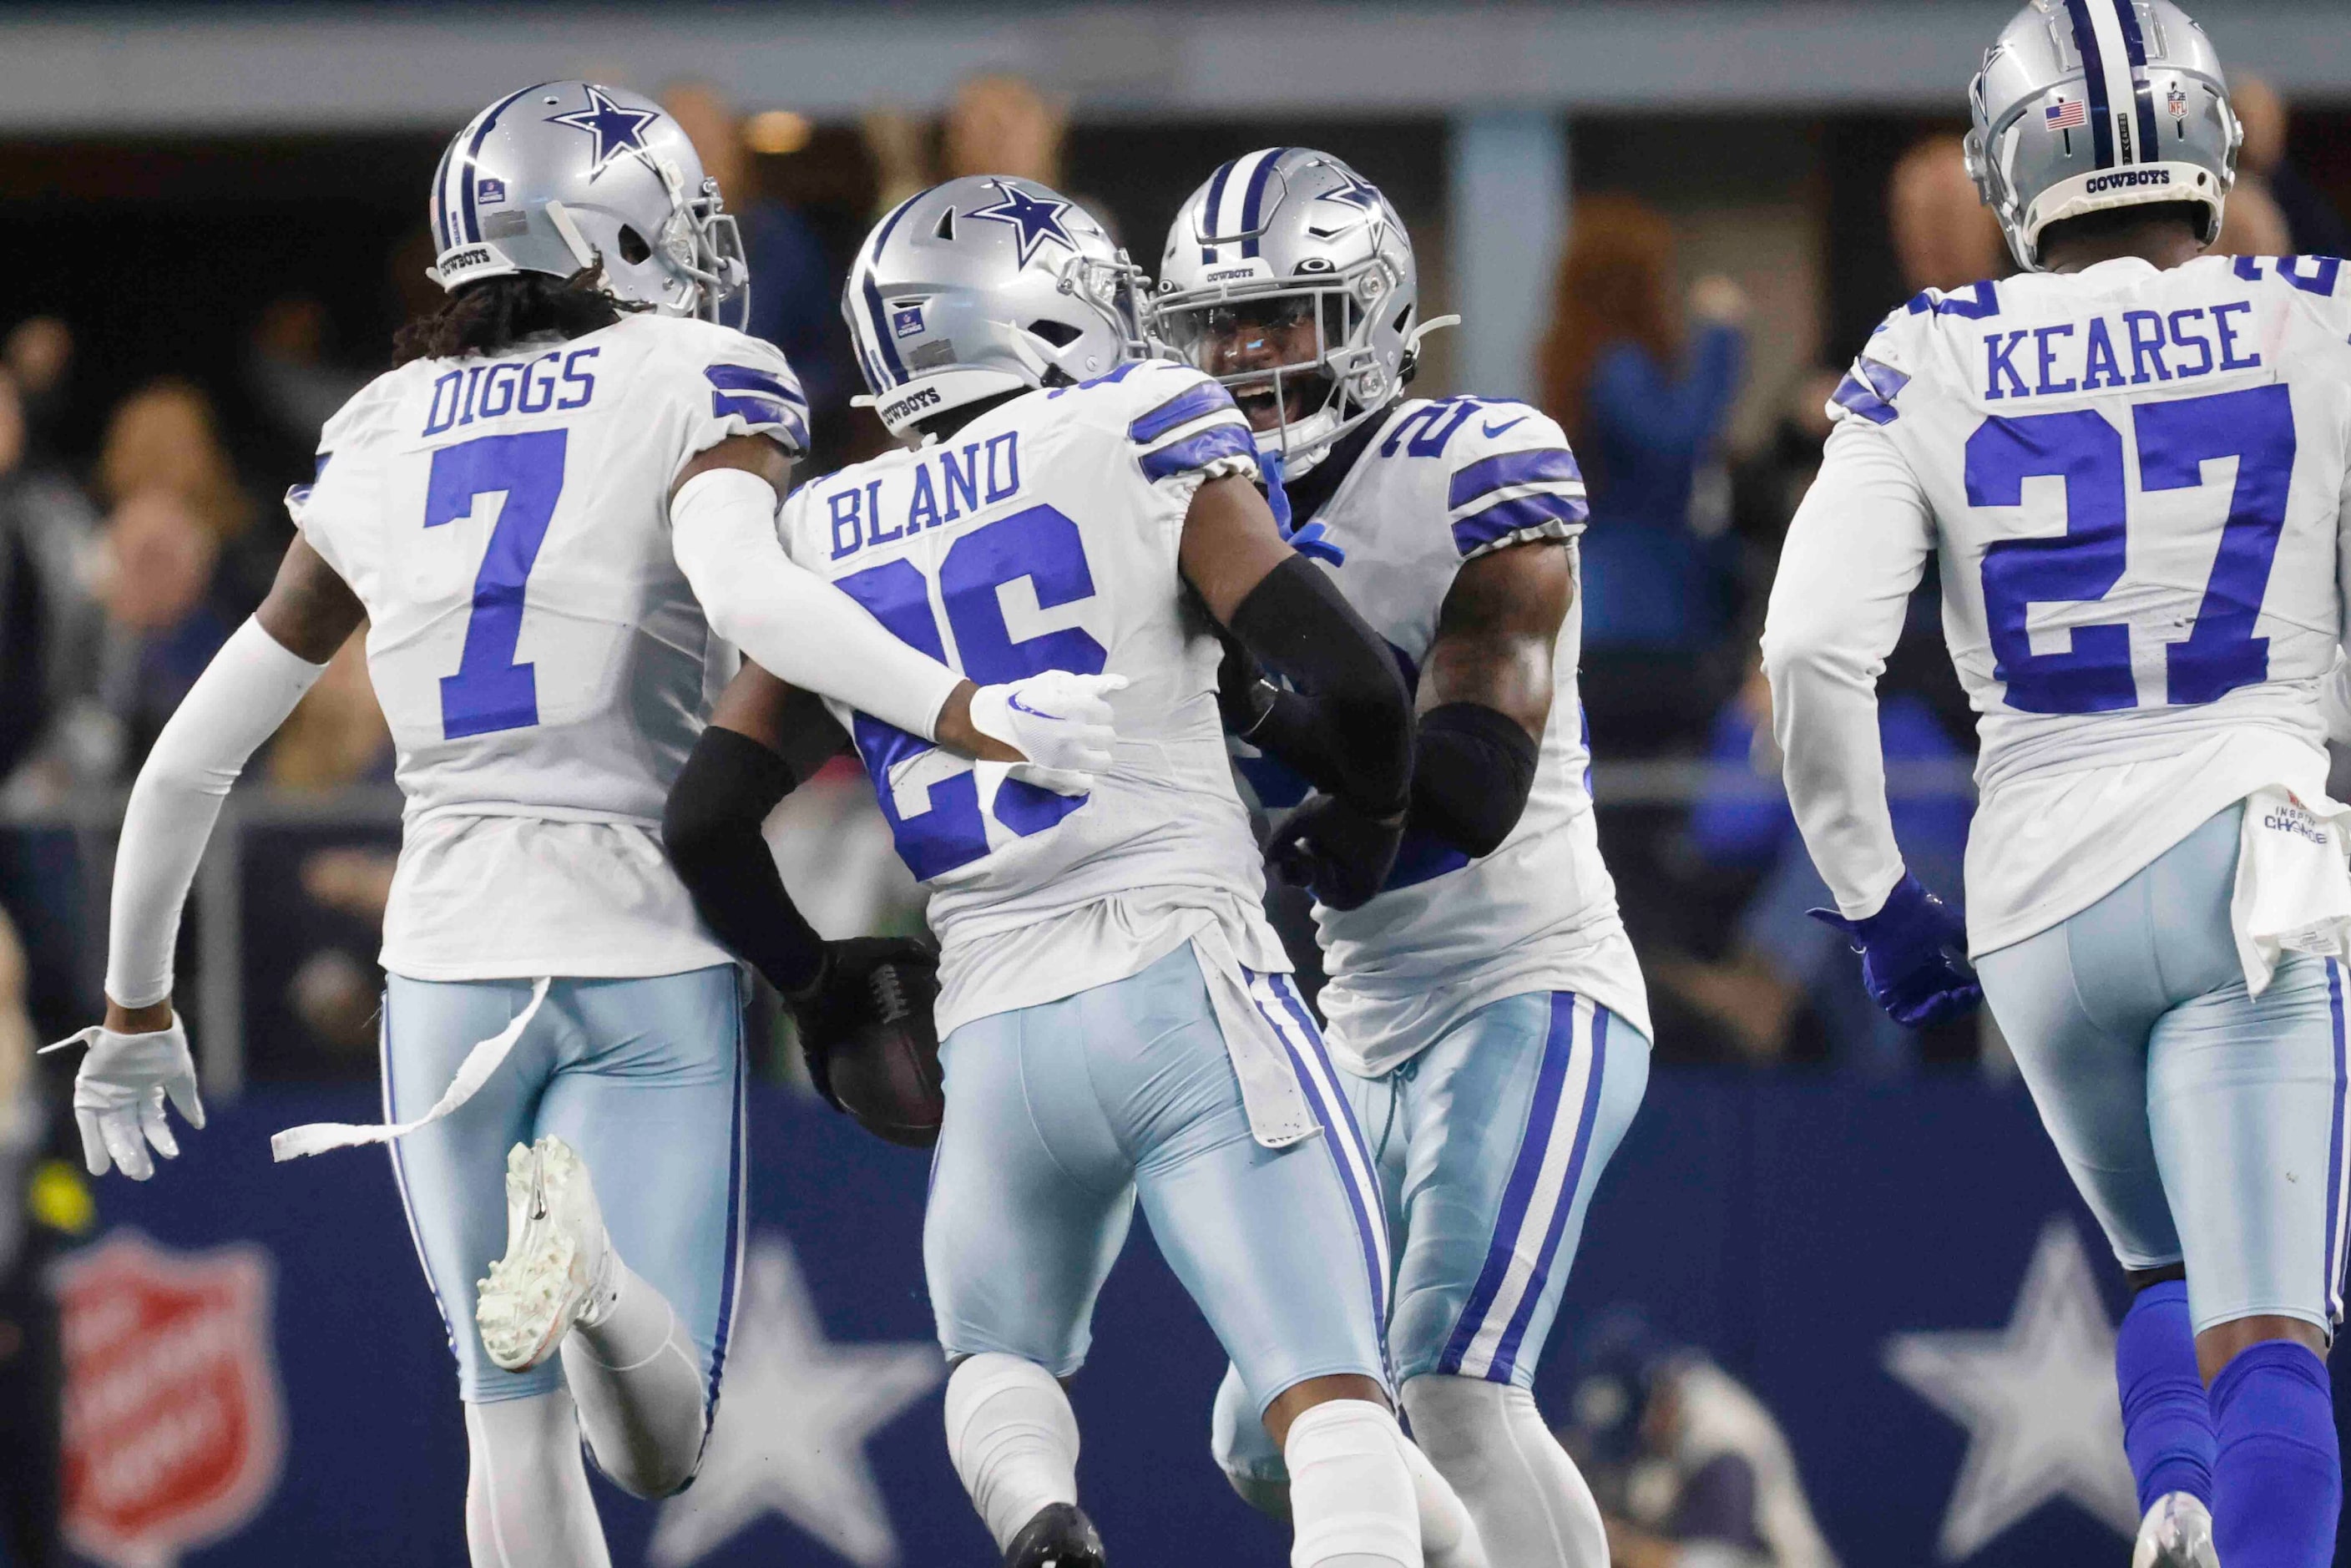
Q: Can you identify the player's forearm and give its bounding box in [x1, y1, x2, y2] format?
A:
[1225, 556, 1413, 816]
[1762, 643, 1908, 919]
[662, 724, 827, 996]
[670, 469, 961, 742]
[106, 619, 326, 1008]
[1760, 422, 1934, 919]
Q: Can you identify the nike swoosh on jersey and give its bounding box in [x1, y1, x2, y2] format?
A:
[1480, 416, 1529, 438]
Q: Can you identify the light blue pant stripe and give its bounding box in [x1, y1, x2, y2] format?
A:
[704, 1014, 749, 1432]
[1257, 971, 1392, 1337]
[382, 988, 458, 1367]
[2328, 959, 2347, 1323]
[1436, 995, 1577, 1374]
[1490, 1001, 1610, 1382]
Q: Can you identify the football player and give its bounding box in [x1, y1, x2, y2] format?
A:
[1155, 149, 1653, 1566]
[44, 83, 1115, 1568]
[1765, 6, 2347, 1565]
[661, 175, 1485, 1568]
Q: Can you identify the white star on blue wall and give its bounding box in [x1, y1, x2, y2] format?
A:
[545, 84, 660, 180]
[1882, 1217, 2141, 1557]
[968, 183, 1079, 266]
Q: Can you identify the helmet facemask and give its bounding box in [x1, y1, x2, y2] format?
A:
[1155, 255, 1408, 476]
[1051, 250, 1156, 377]
[614, 161, 748, 326]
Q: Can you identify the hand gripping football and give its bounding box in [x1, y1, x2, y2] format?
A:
[825, 956, 945, 1149]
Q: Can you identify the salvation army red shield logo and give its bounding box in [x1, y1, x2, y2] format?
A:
[53, 1231, 286, 1568]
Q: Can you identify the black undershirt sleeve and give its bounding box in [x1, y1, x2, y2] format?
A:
[1409, 701, 1540, 857]
[661, 725, 826, 996]
[1221, 554, 1413, 817]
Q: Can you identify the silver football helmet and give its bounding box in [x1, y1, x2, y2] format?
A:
[428, 81, 747, 321]
[1966, 0, 2239, 271]
[1154, 149, 1446, 478]
[842, 176, 1152, 438]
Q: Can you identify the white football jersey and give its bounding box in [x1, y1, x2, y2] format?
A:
[1775, 255, 2351, 953]
[292, 312, 808, 980]
[774, 360, 1291, 1034]
[1232, 396, 1652, 1076]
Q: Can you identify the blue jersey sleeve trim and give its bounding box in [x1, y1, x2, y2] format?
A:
[1138, 422, 1257, 483]
[705, 364, 810, 447]
[1451, 490, 1590, 556]
[1448, 448, 1582, 510]
[1832, 356, 1912, 427]
[1128, 379, 1238, 445]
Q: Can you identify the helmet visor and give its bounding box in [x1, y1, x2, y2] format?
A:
[1155, 286, 1357, 442]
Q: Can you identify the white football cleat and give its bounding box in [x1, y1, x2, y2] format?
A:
[475, 1136, 618, 1373]
[2132, 1492, 2220, 1568]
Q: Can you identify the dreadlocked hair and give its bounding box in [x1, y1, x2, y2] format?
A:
[392, 266, 648, 366]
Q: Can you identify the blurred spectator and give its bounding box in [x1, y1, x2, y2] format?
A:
[276, 632, 399, 1055]
[941, 74, 1116, 246]
[268, 630, 390, 793]
[862, 109, 933, 220]
[94, 377, 276, 621]
[662, 81, 848, 417]
[1566, 1311, 1838, 1568]
[2213, 175, 2293, 260]
[2232, 74, 2350, 259]
[0, 906, 75, 1568]
[864, 75, 1110, 242]
[1888, 135, 2008, 294]
[0, 371, 101, 790]
[943, 74, 1068, 187]
[264, 632, 398, 1061]
[245, 296, 367, 469]
[70, 490, 229, 785]
[1540, 195, 1747, 755]
[1651, 660, 1974, 1073]
[2, 317, 74, 469]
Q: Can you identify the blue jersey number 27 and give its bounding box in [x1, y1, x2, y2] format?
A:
[834, 503, 1109, 880]
[1971, 383, 2297, 715]
[424, 429, 569, 739]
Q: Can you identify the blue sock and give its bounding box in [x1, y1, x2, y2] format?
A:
[2208, 1339, 2341, 1568]
[2115, 1281, 2214, 1512]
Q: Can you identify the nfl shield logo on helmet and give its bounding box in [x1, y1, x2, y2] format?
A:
[53, 1232, 286, 1568]
[891, 302, 926, 339]
[2167, 86, 2191, 120]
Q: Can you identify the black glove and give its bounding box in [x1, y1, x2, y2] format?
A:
[788, 937, 939, 1110]
[1215, 629, 1278, 736]
[1263, 792, 1405, 912]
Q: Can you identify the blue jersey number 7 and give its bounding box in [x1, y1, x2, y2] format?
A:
[1970, 383, 2297, 715]
[424, 429, 568, 739]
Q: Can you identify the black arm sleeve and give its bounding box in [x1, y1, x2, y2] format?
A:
[1409, 701, 1540, 857]
[662, 725, 825, 996]
[1224, 554, 1413, 816]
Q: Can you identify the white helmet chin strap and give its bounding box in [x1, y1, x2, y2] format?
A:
[544, 200, 599, 272]
[1407, 314, 1461, 354]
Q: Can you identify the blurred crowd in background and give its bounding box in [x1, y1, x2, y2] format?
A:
[0, 68, 2343, 1133]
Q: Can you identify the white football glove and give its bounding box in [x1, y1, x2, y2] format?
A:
[967, 671, 1127, 778]
[40, 1019, 207, 1181]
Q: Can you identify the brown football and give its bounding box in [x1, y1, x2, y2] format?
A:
[827, 961, 944, 1149]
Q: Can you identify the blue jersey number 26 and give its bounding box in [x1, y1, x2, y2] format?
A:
[424, 429, 569, 740]
[834, 503, 1109, 880]
[1971, 383, 2297, 715]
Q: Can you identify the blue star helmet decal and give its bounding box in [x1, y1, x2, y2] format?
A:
[1317, 169, 1383, 214]
[968, 183, 1079, 267]
[545, 84, 661, 181]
